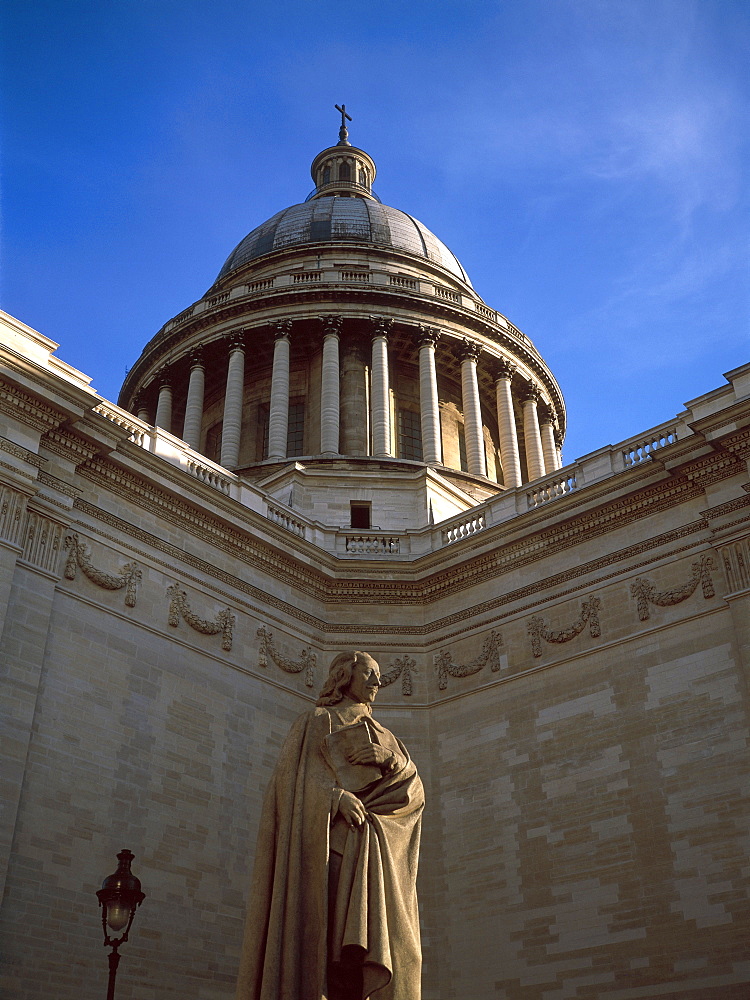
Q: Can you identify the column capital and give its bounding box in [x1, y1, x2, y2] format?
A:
[417, 325, 441, 349]
[319, 314, 342, 338]
[227, 328, 246, 352]
[156, 369, 172, 390]
[493, 357, 517, 382]
[538, 403, 556, 426]
[521, 382, 541, 405]
[554, 429, 564, 448]
[188, 347, 205, 368]
[274, 319, 292, 341]
[133, 393, 148, 412]
[369, 315, 393, 341]
[459, 338, 481, 364]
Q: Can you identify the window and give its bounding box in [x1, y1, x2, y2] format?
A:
[205, 421, 222, 464]
[261, 402, 305, 459]
[339, 161, 351, 181]
[322, 166, 330, 185]
[350, 502, 371, 529]
[457, 424, 468, 471]
[398, 409, 423, 461]
[287, 403, 305, 457]
[358, 167, 368, 187]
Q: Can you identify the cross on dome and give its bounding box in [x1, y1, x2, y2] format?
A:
[335, 103, 352, 145]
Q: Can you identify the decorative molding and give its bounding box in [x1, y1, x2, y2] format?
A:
[167, 583, 235, 650]
[0, 484, 27, 548]
[0, 378, 67, 433]
[257, 625, 316, 687]
[40, 426, 99, 465]
[528, 597, 601, 658]
[630, 554, 715, 621]
[0, 435, 46, 469]
[718, 537, 750, 594]
[435, 631, 503, 690]
[380, 654, 416, 695]
[20, 509, 65, 573]
[64, 533, 141, 606]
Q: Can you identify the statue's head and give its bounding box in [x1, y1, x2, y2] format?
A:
[317, 650, 381, 707]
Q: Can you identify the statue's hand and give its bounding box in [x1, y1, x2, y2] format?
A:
[348, 744, 394, 768]
[338, 790, 367, 829]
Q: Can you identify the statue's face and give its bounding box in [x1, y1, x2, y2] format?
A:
[346, 653, 381, 705]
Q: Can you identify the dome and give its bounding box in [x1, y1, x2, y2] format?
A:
[215, 196, 473, 288]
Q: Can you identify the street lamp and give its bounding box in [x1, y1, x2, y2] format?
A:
[96, 849, 146, 1000]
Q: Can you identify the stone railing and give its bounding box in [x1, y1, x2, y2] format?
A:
[344, 534, 401, 555]
[526, 471, 577, 509]
[434, 284, 460, 302]
[93, 402, 148, 446]
[441, 511, 486, 544]
[186, 458, 232, 494]
[340, 271, 370, 282]
[389, 275, 418, 289]
[207, 291, 230, 308]
[266, 503, 307, 537]
[622, 425, 679, 467]
[247, 278, 274, 293]
[292, 271, 321, 283]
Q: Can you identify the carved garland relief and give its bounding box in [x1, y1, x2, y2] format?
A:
[527, 598, 601, 658]
[257, 626, 317, 687]
[630, 554, 715, 621]
[380, 655, 417, 696]
[64, 532, 142, 605]
[434, 631, 503, 690]
[167, 583, 235, 650]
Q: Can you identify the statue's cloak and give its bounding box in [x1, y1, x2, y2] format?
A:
[236, 706, 424, 1000]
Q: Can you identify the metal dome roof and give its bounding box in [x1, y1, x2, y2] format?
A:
[216, 196, 473, 287]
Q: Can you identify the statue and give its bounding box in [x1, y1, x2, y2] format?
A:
[236, 650, 424, 1000]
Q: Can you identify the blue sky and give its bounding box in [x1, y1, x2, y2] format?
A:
[2, 0, 748, 464]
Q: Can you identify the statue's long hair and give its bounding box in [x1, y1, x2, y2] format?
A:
[317, 650, 371, 707]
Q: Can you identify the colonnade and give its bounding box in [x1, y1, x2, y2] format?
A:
[145, 318, 562, 483]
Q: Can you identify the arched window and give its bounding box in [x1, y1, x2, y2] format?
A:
[358, 167, 368, 187]
[322, 166, 331, 185]
[339, 160, 351, 181]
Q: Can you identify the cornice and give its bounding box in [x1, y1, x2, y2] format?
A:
[0, 377, 68, 433]
[0, 435, 47, 469]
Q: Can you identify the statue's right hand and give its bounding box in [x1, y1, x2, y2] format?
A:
[338, 790, 367, 829]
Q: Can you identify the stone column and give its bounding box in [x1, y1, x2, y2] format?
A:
[220, 333, 245, 470]
[154, 378, 173, 434]
[319, 315, 342, 456]
[340, 336, 369, 456]
[370, 316, 393, 458]
[268, 320, 292, 460]
[418, 326, 442, 465]
[539, 405, 558, 475]
[135, 396, 151, 424]
[460, 340, 486, 477]
[494, 358, 522, 488]
[522, 384, 546, 481]
[182, 349, 205, 451]
[555, 430, 564, 471]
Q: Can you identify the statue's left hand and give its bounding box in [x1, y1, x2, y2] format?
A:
[348, 744, 394, 767]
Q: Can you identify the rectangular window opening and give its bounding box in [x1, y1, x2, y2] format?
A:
[350, 502, 371, 530]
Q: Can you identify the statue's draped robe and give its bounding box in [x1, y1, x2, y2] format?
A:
[236, 706, 424, 1000]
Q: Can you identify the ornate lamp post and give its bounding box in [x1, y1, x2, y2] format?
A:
[96, 849, 146, 1000]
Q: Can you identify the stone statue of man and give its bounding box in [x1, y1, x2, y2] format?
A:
[236, 650, 424, 1000]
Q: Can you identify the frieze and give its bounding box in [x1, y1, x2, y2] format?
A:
[64, 533, 141, 606]
[167, 583, 235, 650]
[257, 625, 316, 687]
[21, 509, 65, 573]
[380, 654, 416, 695]
[0, 484, 27, 548]
[527, 597, 601, 658]
[717, 538, 750, 594]
[41, 426, 100, 464]
[630, 554, 715, 621]
[435, 631, 503, 689]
